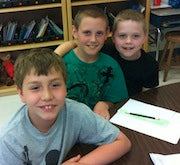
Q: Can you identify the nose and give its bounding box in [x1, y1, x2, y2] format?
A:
[126, 36, 132, 43]
[90, 34, 97, 42]
[41, 88, 53, 101]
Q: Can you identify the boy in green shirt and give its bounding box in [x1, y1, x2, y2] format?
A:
[55, 7, 128, 120]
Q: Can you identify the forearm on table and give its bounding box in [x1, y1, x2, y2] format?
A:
[93, 101, 114, 119]
[79, 133, 131, 165]
[95, 101, 114, 110]
[102, 101, 114, 109]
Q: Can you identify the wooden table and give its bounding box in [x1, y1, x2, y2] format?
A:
[66, 83, 180, 165]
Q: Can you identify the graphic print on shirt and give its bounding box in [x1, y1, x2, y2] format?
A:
[22, 146, 60, 165]
[45, 149, 60, 165]
[66, 63, 114, 108]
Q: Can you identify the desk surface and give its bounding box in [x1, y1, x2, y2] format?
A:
[151, 8, 180, 16]
[66, 83, 180, 165]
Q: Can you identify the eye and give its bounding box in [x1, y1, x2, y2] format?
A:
[132, 34, 140, 39]
[51, 82, 61, 88]
[29, 85, 40, 91]
[118, 34, 127, 39]
[83, 31, 91, 36]
[96, 31, 104, 36]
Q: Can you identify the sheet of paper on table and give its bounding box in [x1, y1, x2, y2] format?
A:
[110, 99, 180, 144]
[150, 153, 180, 165]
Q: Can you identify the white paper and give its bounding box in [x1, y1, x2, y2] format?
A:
[110, 99, 180, 144]
[150, 153, 180, 165]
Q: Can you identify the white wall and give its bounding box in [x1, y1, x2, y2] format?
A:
[0, 94, 24, 128]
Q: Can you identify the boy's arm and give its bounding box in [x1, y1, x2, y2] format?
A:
[54, 40, 77, 56]
[61, 155, 88, 165]
[79, 132, 131, 165]
[93, 101, 114, 120]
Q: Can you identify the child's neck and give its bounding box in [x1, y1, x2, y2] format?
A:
[29, 115, 56, 133]
[36, 122, 53, 133]
[74, 48, 98, 63]
[120, 52, 141, 61]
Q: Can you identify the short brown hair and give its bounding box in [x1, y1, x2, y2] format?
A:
[73, 6, 109, 29]
[14, 48, 67, 90]
[112, 9, 146, 34]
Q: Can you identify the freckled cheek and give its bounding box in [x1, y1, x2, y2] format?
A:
[135, 43, 143, 49]
[79, 39, 89, 46]
[79, 36, 90, 43]
[99, 36, 107, 42]
[29, 95, 41, 104]
[114, 41, 122, 50]
[54, 89, 67, 100]
[56, 92, 66, 99]
[99, 40, 106, 45]
[116, 41, 122, 47]
[24, 98, 40, 108]
[21, 89, 39, 104]
[114, 37, 122, 44]
[135, 39, 144, 46]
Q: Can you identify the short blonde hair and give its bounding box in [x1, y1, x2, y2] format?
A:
[112, 9, 146, 34]
[73, 6, 109, 30]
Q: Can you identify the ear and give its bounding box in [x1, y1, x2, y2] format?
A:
[105, 26, 110, 40]
[142, 33, 148, 47]
[16, 86, 26, 103]
[144, 33, 148, 43]
[72, 25, 78, 39]
[112, 33, 115, 43]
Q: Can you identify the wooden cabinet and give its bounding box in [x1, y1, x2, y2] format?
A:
[0, 1, 68, 53]
[66, 0, 151, 51]
[0, 0, 68, 96]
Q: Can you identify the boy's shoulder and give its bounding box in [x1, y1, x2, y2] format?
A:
[140, 50, 158, 66]
[0, 105, 27, 138]
[63, 49, 78, 63]
[141, 50, 155, 60]
[123, 50, 158, 66]
[65, 98, 91, 114]
[100, 51, 117, 60]
[64, 98, 102, 126]
[99, 52, 120, 66]
[63, 49, 74, 57]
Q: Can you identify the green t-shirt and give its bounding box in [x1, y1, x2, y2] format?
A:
[63, 50, 128, 109]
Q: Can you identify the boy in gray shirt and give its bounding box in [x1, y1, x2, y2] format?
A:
[0, 48, 131, 165]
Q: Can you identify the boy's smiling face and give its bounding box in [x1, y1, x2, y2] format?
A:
[113, 20, 146, 60]
[17, 67, 67, 131]
[73, 17, 109, 63]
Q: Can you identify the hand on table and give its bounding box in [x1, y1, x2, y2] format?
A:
[93, 101, 111, 120]
[61, 155, 88, 165]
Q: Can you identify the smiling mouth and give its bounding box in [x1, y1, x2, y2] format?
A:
[40, 105, 55, 112]
[87, 45, 98, 49]
[123, 47, 133, 50]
